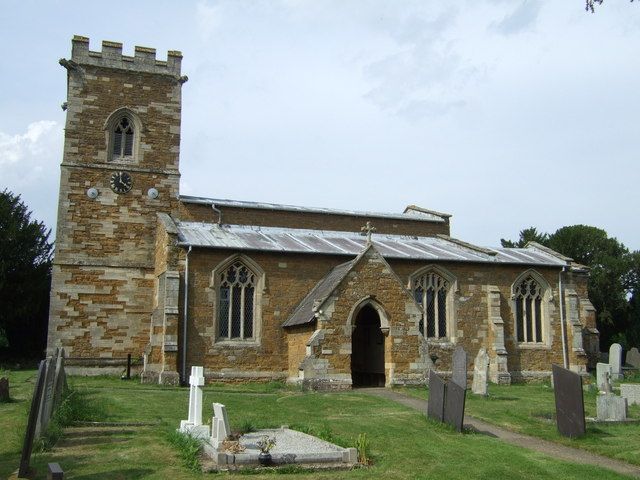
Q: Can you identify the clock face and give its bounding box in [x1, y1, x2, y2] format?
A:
[110, 171, 133, 194]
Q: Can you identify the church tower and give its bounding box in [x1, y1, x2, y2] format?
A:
[47, 36, 186, 371]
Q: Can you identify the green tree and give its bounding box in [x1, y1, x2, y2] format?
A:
[500, 227, 549, 248]
[0, 190, 53, 358]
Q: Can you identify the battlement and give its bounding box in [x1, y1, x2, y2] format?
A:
[69, 35, 183, 77]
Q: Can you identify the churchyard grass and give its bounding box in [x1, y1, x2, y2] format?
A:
[397, 378, 640, 466]
[0, 372, 637, 479]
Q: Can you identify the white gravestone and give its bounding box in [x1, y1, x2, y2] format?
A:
[609, 343, 623, 380]
[471, 348, 489, 396]
[210, 403, 231, 449]
[179, 366, 210, 440]
[597, 394, 627, 422]
[620, 384, 640, 406]
[596, 362, 612, 392]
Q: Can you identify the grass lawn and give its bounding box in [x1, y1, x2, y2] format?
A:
[0, 370, 637, 479]
[396, 376, 640, 466]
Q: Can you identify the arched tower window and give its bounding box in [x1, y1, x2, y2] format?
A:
[218, 260, 257, 340]
[513, 275, 544, 343]
[112, 117, 134, 160]
[104, 108, 141, 163]
[413, 271, 450, 339]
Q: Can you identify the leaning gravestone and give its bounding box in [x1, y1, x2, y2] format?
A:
[0, 377, 9, 402]
[52, 348, 68, 411]
[35, 356, 56, 439]
[626, 347, 640, 369]
[210, 403, 231, 449]
[427, 370, 446, 422]
[471, 348, 489, 396]
[452, 346, 468, 388]
[609, 343, 623, 380]
[443, 380, 466, 432]
[18, 360, 47, 477]
[551, 364, 586, 438]
[596, 362, 612, 392]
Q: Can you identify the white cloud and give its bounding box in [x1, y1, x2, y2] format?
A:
[0, 121, 63, 232]
[490, 1, 543, 35]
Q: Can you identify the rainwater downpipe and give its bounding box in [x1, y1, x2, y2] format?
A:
[211, 204, 222, 224]
[181, 245, 193, 384]
[559, 266, 569, 369]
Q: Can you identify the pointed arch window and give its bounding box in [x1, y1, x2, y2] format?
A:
[112, 117, 134, 160]
[413, 272, 449, 339]
[514, 275, 544, 343]
[218, 260, 256, 340]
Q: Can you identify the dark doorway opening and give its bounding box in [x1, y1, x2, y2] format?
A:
[351, 304, 385, 387]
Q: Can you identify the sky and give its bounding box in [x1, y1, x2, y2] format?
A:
[1, 0, 639, 251]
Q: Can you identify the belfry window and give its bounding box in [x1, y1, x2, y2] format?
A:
[413, 272, 449, 338]
[218, 261, 256, 340]
[514, 275, 544, 343]
[111, 116, 134, 160]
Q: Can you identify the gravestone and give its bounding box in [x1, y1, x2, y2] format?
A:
[211, 403, 231, 448]
[0, 377, 9, 402]
[443, 380, 466, 432]
[179, 366, 210, 440]
[53, 348, 67, 411]
[471, 348, 489, 396]
[452, 346, 468, 388]
[597, 394, 627, 422]
[18, 360, 47, 477]
[35, 357, 56, 439]
[426, 370, 446, 422]
[620, 384, 640, 406]
[596, 362, 612, 392]
[552, 364, 586, 438]
[609, 343, 623, 380]
[626, 347, 640, 369]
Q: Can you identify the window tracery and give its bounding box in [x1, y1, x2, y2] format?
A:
[218, 260, 256, 340]
[413, 272, 449, 339]
[514, 275, 544, 343]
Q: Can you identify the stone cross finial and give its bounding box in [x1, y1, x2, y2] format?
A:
[361, 221, 376, 243]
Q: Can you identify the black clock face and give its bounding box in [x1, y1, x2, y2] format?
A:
[110, 171, 133, 194]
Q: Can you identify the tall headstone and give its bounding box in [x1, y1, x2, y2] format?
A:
[443, 381, 466, 432]
[0, 377, 9, 402]
[18, 360, 47, 477]
[53, 348, 67, 411]
[609, 343, 623, 380]
[35, 357, 56, 439]
[596, 362, 612, 392]
[552, 364, 586, 438]
[451, 346, 468, 388]
[210, 403, 231, 449]
[471, 348, 489, 396]
[427, 370, 446, 422]
[626, 347, 640, 369]
[178, 366, 210, 440]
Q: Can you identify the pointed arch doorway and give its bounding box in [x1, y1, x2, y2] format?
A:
[351, 304, 385, 387]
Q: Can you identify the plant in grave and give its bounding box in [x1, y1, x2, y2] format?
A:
[354, 432, 371, 465]
[256, 435, 276, 454]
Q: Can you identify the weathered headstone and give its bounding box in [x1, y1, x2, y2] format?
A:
[609, 343, 623, 380]
[620, 384, 640, 406]
[18, 360, 47, 478]
[552, 364, 586, 438]
[53, 348, 67, 411]
[451, 346, 468, 388]
[210, 403, 231, 448]
[471, 348, 489, 396]
[426, 370, 446, 422]
[596, 362, 612, 392]
[179, 366, 210, 440]
[0, 377, 9, 402]
[626, 347, 640, 369]
[597, 394, 627, 422]
[443, 380, 466, 432]
[35, 357, 56, 439]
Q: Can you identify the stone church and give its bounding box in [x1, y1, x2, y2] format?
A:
[46, 37, 599, 389]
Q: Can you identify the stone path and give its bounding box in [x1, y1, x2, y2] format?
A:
[363, 388, 640, 479]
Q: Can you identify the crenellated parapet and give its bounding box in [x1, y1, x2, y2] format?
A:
[64, 35, 186, 80]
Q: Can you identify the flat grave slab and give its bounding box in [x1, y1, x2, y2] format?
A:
[203, 427, 357, 471]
